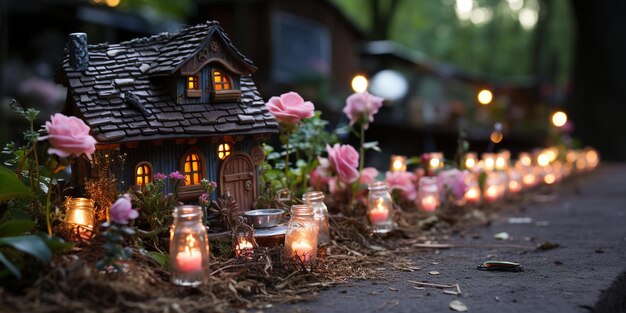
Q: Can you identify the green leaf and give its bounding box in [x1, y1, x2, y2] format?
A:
[38, 234, 73, 253]
[0, 166, 33, 202]
[146, 251, 169, 268]
[0, 235, 52, 263]
[0, 251, 20, 279]
[406, 157, 422, 166]
[0, 219, 35, 237]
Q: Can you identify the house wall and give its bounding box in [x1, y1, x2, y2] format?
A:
[118, 138, 259, 202]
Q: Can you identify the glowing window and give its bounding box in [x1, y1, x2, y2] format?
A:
[212, 70, 232, 91]
[187, 76, 200, 90]
[218, 143, 232, 160]
[135, 163, 152, 186]
[182, 153, 203, 186]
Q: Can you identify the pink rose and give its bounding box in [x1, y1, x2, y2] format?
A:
[39, 113, 96, 160]
[110, 194, 138, 224]
[327, 144, 359, 184]
[343, 91, 384, 129]
[310, 158, 332, 191]
[359, 167, 379, 185]
[266, 91, 315, 125]
[436, 169, 469, 200]
[385, 171, 417, 201]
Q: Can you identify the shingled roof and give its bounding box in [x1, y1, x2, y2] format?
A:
[56, 21, 278, 144]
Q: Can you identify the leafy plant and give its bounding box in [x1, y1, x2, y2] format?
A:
[258, 111, 338, 204]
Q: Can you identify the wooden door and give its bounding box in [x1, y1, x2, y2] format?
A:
[219, 153, 256, 212]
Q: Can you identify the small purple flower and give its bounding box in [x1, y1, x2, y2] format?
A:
[154, 172, 167, 181]
[168, 171, 185, 181]
[199, 193, 210, 205]
[209, 181, 217, 188]
[109, 194, 139, 224]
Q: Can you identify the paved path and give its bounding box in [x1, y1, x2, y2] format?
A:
[276, 164, 626, 313]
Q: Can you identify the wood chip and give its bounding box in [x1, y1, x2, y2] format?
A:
[429, 271, 440, 275]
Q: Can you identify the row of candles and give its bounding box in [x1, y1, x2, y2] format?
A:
[372, 147, 600, 231]
[61, 147, 598, 286]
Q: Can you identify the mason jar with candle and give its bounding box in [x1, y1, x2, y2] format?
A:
[170, 205, 210, 286]
[64, 197, 96, 240]
[417, 177, 440, 212]
[463, 152, 478, 171]
[390, 155, 407, 172]
[482, 153, 496, 172]
[367, 181, 394, 233]
[284, 204, 319, 264]
[464, 175, 481, 205]
[302, 191, 330, 246]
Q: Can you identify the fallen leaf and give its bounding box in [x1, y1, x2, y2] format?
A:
[450, 300, 468, 312]
[537, 241, 560, 251]
[494, 232, 509, 240]
[429, 271, 440, 275]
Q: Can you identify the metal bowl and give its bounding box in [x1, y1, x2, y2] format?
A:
[244, 209, 284, 228]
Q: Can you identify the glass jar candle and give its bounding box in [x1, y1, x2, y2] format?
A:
[170, 205, 210, 286]
[464, 152, 478, 171]
[507, 169, 523, 194]
[417, 177, 440, 212]
[464, 175, 481, 204]
[495, 150, 510, 171]
[367, 182, 394, 233]
[303, 191, 330, 246]
[429, 152, 444, 171]
[482, 153, 496, 172]
[284, 205, 319, 264]
[390, 155, 407, 172]
[64, 197, 95, 240]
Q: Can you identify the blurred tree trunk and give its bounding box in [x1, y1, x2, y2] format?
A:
[568, 1, 626, 160]
[370, 0, 401, 40]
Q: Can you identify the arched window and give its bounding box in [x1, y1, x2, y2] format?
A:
[135, 162, 153, 186]
[218, 143, 232, 160]
[212, 70, 232, 91]
[182, 153, 203, 186]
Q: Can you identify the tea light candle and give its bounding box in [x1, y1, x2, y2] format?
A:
[508, 180, 522, 193]
[522, 173, 536, 187]
[176, 245, 203, 273]
[291, 239, 314, 262]
[235, 239, 254, 257]
[464, 186, 480, 203]
[464, 153, 478, 170]
[390, 155, 407, 172]
[369, 199, 390, 224]
[482, 153, 496, 172]
[484, 185, 499, 202]
[420, 194, 438, 212]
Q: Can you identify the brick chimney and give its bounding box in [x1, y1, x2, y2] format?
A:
[68, 33, 89, 71]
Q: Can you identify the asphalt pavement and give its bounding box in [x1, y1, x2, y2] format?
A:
[275, 163, 626, 313]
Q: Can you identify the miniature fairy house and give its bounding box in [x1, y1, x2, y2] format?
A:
[55, 21, 279, 211]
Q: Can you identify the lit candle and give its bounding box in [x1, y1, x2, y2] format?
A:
[235, 239, 254, 257]
[464, 153, 477, 170]
[508, 180, 522, 193]
[65, 197, 96, 240]
[390, 155, 407, 172]
[176, 235, 203, 273]
[420, 194, 438, 211]
[176, 246, 203, 273]
[464, 186, 480, 203]
[291, 239, 314, 262]
[484, 185, 499, 202]
[522, 173, 535, 187]
[369, 198, 389, 224]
